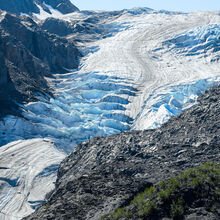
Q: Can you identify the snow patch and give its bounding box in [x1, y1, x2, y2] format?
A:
[33, 3, 63, 20]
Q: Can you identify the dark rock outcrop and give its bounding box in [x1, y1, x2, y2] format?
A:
[0, 0, 79, 15]
[41, 0, 79, 14]
[24, 82, 220, 220]
[40, 16, 102, 39]
[0, 11, 80, 117]
[40, 11, 123, 40]
[41, 17, 75, 37]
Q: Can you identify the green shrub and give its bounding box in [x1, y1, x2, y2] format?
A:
[104, 162, 220, 220]
[170, 197, 185, 219]
[110, 207, 127, 220]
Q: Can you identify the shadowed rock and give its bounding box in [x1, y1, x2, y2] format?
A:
[0, 12, 80, 117]
[0, 0, 79, 15]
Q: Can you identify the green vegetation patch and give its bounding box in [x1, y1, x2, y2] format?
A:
[103, 162, 220, 220]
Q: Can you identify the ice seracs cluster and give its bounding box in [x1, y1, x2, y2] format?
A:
[133, 76, 220, 130]
[164, 24, 220, 60]
[0, 71, 135, 152]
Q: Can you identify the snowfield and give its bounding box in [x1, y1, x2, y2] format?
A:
[0, 7, 220, 219]
[0, 139, 65, 219]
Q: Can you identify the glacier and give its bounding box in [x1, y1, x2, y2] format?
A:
[163, 24, 220, 59]
[0, 138, 65, 220]
[0, 8, 220, 219]
[0, 71, 134, 152]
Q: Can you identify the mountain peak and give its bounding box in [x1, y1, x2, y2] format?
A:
[0, 0, 79, 16]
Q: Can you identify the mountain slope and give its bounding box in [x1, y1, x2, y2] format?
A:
[0, 11, 80, 118]
[24, 84, 220, 219]
[0, 0, 79, 15]
[107, 162, 220, 219]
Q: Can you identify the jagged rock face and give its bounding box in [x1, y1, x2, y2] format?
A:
[42, 0, 79, 14]
[0, 12, 80, 117]
[0, 0, 39, 15]
[41, 17, 74, 37]
[0, 0, 79, 15]
[41, 16, 102, 39]
[24, 82, 220, 220]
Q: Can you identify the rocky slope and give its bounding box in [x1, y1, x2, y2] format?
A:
[0, 0, 79, 15]
[40, 10, 121, 41]
[24, 83, 220, 219]
[107, 162, 220, 219]
[0, 11, 80, 118]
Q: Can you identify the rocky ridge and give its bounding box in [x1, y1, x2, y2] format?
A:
[0, 11, 80, 117]
[0, 0, 79, 15]
[40, 10, 123, 41]
[24, 83, 220, 219]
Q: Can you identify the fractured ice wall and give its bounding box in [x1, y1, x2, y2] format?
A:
[0, 72, 135, 152]
[164, 24, 220, 60]
[134, 77, 220, 130]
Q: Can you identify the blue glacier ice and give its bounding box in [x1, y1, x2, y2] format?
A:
[164, 24, 220, 58]
[0, 17, 220, 153]
[1, 72, 219, 152]
[0, 71, 135, 152]
[134, 76, 220, 130]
